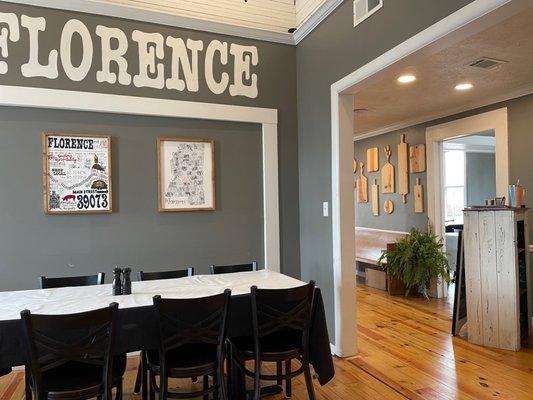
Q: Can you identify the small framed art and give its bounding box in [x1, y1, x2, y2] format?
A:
[157, 137, 215, 212]
[43, 132, 113, 214]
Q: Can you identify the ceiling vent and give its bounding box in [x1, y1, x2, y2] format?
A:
[354, 0, 383, 27]
[468, 57, 508, 70]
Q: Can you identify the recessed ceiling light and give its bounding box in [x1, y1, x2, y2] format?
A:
[397, 74, 416, 84]
[455, 82, 474, 91]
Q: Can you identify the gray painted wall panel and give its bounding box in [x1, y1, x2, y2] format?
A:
[296, 0, 474, 342]
[0, 107, 264, 291]
[466, 152, 496, 206]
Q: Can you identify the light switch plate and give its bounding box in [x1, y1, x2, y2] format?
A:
[323, 202, 329, 217]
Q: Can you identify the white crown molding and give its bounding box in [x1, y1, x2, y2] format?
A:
[6, 0, 296, 45]
[353, 85, 533, 141]
[293, 0, 344, 44]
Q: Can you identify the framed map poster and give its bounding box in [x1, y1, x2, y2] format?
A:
[43, 133, 113, 214]
[157, 137, 215, 212]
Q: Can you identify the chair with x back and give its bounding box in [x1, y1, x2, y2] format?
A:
[228, 281, 316, 400]
[39, 272, 105, 289]
[209, 261, 258, 275]
[145, 290, 231, 399]
[20, 303, 125, 400]
[133, 266, 195, 395]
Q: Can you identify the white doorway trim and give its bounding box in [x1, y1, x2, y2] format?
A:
[426, 108, 509, 242]
[330, 0, 517, 357]
[0, 85, 281, 272]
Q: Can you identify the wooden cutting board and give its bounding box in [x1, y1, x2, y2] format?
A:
[357, 162, 368, 203]
[414, 178, 424, 213]
[384, 200, 394, 214]
[409, 144, 426, 173]
[371, 179, 379, 216]
[398, 134, 409, 203]
[367, 147, 379, 172]
[353, 158, 358, 174]
[381, 146, 394, 194]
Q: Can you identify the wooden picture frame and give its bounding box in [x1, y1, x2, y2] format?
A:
[42, 132, 113, 215]
[157, 137, 216, 212]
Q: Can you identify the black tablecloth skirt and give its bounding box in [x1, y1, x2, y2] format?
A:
[0, 288, 334, 386]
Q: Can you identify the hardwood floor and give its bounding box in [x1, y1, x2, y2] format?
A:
[2, 285, 532, 399]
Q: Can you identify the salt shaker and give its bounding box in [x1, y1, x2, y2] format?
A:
[112, 267, 123, 296]
[122, 267, 132, 295]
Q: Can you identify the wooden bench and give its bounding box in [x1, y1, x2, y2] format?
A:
[355, 227, 406, 291]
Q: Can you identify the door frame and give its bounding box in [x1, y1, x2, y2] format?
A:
[426, 108, 509, 243]
[330, 0, 518, 357]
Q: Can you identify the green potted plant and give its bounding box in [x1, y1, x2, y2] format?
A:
[378, 228, 450, 298]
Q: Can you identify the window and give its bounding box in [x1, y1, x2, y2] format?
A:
[443, 150, 465, 224]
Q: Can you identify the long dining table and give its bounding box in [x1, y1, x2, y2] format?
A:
[0, 270, 334, 392]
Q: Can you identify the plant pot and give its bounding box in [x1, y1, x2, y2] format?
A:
[386, 243, 406, 296]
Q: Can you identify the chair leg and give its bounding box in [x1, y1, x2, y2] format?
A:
[24, 367, 32, 400]
[285, 360, 292, 398]
[141, 354, 149, 400]
[303, 364, 316, 400]
[149, 370, 156, 400]
[253, 359, 261, 400]
[134, 356, 142, 394]
[203, 375, 209, 400]
[276, 361, 282, 385]
[159, 366, 167, 400]
[115, 380, 123, 400]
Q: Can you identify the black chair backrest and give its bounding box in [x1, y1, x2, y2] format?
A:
[39, 273, 105, 289]
[138, 267, 194, 281]
[153, 291, 231, 358]
[251, 281, 315, 352]
[209, 262, 258, 275]
[20, 303, 118, 396]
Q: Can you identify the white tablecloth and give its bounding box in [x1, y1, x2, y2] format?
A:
[0, 270, 305, 321]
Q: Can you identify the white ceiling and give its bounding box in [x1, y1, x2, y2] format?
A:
[352, 6, 533, 137]
[11, 0, 339, 44]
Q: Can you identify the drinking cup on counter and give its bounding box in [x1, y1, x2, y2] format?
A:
[509, 185, 524, 208]
[495, 197, 505, 207]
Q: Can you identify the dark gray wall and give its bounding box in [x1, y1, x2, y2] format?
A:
[354, 127, 427, 232]
[0, 1, 301, 288]
[296, 0, 474, 342]
[0, 107, 264, 291]
[466, 152, 496, 206]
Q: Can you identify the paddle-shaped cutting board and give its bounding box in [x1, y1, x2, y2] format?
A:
[414, 178, 424, 213]
[367, 147, 379, 172]
[409, 144, 426, 173]
[382, 146, 394, 194]
[398, 134, 409, 203]
[371, 179, 379, 216]
[384, 200, 394, 214]
[357, 162, 368, 203]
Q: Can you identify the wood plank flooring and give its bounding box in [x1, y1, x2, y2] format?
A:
[1, 285, 532, 399]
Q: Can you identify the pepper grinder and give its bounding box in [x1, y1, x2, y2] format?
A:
[122, 267, 132, 295]
[112, 267, 123, 296]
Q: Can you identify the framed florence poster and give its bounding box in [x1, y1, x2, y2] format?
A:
[43, 133, 113, 214]
[157, 137, 215, 212]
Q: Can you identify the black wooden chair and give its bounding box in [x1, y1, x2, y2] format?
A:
[144, 291, 231, 399]
[228, 282, 316, 400]
[39, 272, 105, 289]
[20, 303, 126, 400]
[209, 262, 258, 275]
[138, 267, 194, 281]
[134, 267, 195, 395]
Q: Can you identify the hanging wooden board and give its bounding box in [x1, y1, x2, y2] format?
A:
[409, 144, 426, 173]
[384, 200, 394, 214]
[371, 179, 379, 216]
[366, 147, 379, 172]
[398, 134, 409, 203]
[353, 158, 358, 174]
[357, 162, 368, 203]
[382, 146, 395, 194]
[414, 178, 424, 213]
